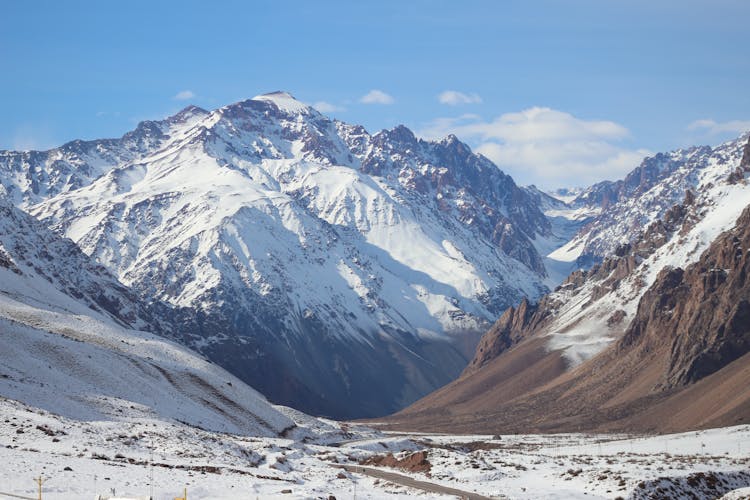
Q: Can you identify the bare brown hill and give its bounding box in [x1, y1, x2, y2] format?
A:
[380, 204, 750, 434]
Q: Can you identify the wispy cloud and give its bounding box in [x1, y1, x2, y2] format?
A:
[174, 90, 196, 101]
[11, 123, 59, 151]
[687, 118, 750, 136]
[419, 107, 649, 188]
[438, 90, 482, 106]
[360, 89, 394, 105]
[312, 101, 346, 113]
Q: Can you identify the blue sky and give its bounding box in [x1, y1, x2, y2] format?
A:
[2, 0, 748, 188]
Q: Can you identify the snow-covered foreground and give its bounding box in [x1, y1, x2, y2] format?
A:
[2, 400, 749, 500]
[380, 428, 750, 499]
[0, 398, 390, 500]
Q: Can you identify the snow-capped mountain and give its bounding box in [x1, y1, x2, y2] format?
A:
[552, 134, 750, 263]
[389, 134, 750, 434]
[0, 106, 207, 206]
[510, 133, 750, 370]
[0, 92, 553, 418]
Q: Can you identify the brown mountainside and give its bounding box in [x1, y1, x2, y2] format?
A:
[382, 204, 750, 434]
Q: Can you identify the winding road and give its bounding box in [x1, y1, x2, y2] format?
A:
[332, 464, 498, 499]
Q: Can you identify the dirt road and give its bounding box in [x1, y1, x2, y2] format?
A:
[332, 464, 498, 499]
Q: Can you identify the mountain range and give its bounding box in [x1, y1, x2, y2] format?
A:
[1, 91, 748, 427]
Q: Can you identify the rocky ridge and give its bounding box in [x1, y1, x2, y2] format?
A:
[554, 134, 749, 263]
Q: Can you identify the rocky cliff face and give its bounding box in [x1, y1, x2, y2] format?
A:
[621, 205, 750, 389]
[462, 297, 541, 375]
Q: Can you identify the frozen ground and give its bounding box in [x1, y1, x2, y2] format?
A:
[2, 399, 749, 499]
[368, 427, 750, 499]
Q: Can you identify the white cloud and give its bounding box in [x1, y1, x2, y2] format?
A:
[687, 118, 750, 136]
[419, 107, 649, 189]
[438, 90, 482, 106]
[360, 89, 394, 105]
[11, 123, 59, 151]
[174, 90, 196, 101]
[312, 101, 346, 113]
[12, 135, 44, 151]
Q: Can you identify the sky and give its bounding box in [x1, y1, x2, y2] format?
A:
[2, 0, 748, 189]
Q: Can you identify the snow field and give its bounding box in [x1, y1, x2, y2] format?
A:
[4, 404, 750, 500]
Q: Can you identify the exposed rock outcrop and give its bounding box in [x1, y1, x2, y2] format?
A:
[463, 298, 540, 375]
[361, 450, 431, 474]
[621, 205, 750, 389]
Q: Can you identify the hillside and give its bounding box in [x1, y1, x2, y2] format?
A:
[384, 135, 750, 433]
[0, 192, 297, 436]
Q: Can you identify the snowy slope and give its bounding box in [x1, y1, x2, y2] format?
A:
[0, 293, 292, 437]
[0, 191, 161, 332]
[555, 134, 750, 263]
[539, 134, 750, 366]
[523, 185, 599, 286]
[0, 194, 296, 436]
[3, 92, 552, 418]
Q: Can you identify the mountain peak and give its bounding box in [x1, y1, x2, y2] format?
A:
[251, 91, 310, 114]
[169, 104, 209, 123]
[438, 133, 472, 154]
[441, 133, 460, 144]
[376, 124, 417, 146]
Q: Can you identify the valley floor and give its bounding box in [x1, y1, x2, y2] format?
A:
[1, 398, 750, 500]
